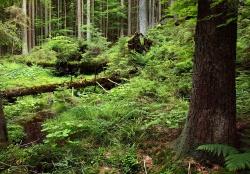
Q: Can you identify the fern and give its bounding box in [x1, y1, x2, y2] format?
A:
[197, 144, 239, 157]
[225, 153, 250, 171]
[197, 144, 250, 171]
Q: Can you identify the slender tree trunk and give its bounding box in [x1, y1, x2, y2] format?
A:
[136, 0, 139, 32]
[149, 0, 152, 27]
[40, 0, 43, 44]
[64, 0, 67, 31]
[22, 0, 28, 55]
[128, 0, 132, 35]
[87, 0, 91, 41]
[28, 0, 32, 51]
[139, 0, 148, 35]
[0, 94, 8, 146]
[152, 0, 155, 25]
[31, 0, 35, 46]
[44, 2, 48, 38]
[105, 0, 108, 38]
[158, 0, 161, 22]
[91, 0, 95, 23]
[82, 0, 84, 34]
[57, 0, 60, 30]
[49, 0, 52, 38]
[77, 0, 82, 39]
[178, 0, 238, 157]
[120, 0, 124, 36]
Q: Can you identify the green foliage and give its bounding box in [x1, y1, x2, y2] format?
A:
[23, 47, 57, 64]
[0, 21, 20, 48]
[7, 124, 26, 144]
[225, 153, 250, 171]
[1, 2, 250, 173]
[236, 72, 250, 117]
[197, 144, 239, 157]
[81, 25, 110, 60]
[168, 0, 197, 18]
[43, 36, 80, 61]
[198, 144, 250, 171]
[121, 150, 140, 174]
[0, 62, 69, 90]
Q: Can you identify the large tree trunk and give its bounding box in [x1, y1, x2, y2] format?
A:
[178, 0, 238, 157]
[0, 94, 8, 146]
[22, 0, 28, 55]
[139, 0, 148, 35]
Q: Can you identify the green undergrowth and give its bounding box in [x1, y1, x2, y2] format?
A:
[0, 16, 249, 174]
[0, 61, 93, 90]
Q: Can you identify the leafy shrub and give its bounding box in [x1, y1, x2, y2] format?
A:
[24, 47, 57, 64]
[7, 124, 26, 144]
[43, 36, 80, 62]
[121, 150, 140, 174]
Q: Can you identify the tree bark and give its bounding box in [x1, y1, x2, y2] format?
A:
[44, 1, 48, 38]
[178, 0, 238, 157]
[87, 0, 91, 41]
[128, 0, 131, 35]
[120, 0, 124, 36]
[139, 0, 148, 35]
[22, 0, 28, 55]
[0, 94, 8, 146]
[77, 0, 82, 39]
[158, 0, 161, 22]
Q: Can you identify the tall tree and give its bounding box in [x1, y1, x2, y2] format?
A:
[87, 0, 91, 41]
[0, 94, 8, 146]
[77, 0, 82, 39]
[120, 0, 124, 36]
[178, 0, 238, 156]
[139, 0, 148, 35]
[22, 0, 28, 55]
[128, 0, 131, 35]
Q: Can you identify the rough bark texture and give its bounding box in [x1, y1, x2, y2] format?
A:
[178, 0, 238, 157]
[0, 94, 8, 145]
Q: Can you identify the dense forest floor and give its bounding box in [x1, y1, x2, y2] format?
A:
[0, 18, 250, 174]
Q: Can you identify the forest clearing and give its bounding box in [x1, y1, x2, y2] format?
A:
[0, 0, 250, 173]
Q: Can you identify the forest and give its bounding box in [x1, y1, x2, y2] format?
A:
[0, 0, 250, 173]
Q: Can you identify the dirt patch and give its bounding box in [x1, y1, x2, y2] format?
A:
[21, 110, 55, 146]
[138, 126, 181, 154]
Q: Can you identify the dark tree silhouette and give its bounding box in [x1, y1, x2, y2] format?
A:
[0, 94, 8, 146]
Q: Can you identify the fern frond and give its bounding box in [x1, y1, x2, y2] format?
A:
[197, 144, 239, 157]
[225, 153, 250, 171]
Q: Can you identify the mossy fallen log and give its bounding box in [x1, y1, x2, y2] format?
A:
[2, 77, 120, 99]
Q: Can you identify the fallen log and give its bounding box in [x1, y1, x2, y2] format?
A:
[2, 77, 120, 99]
